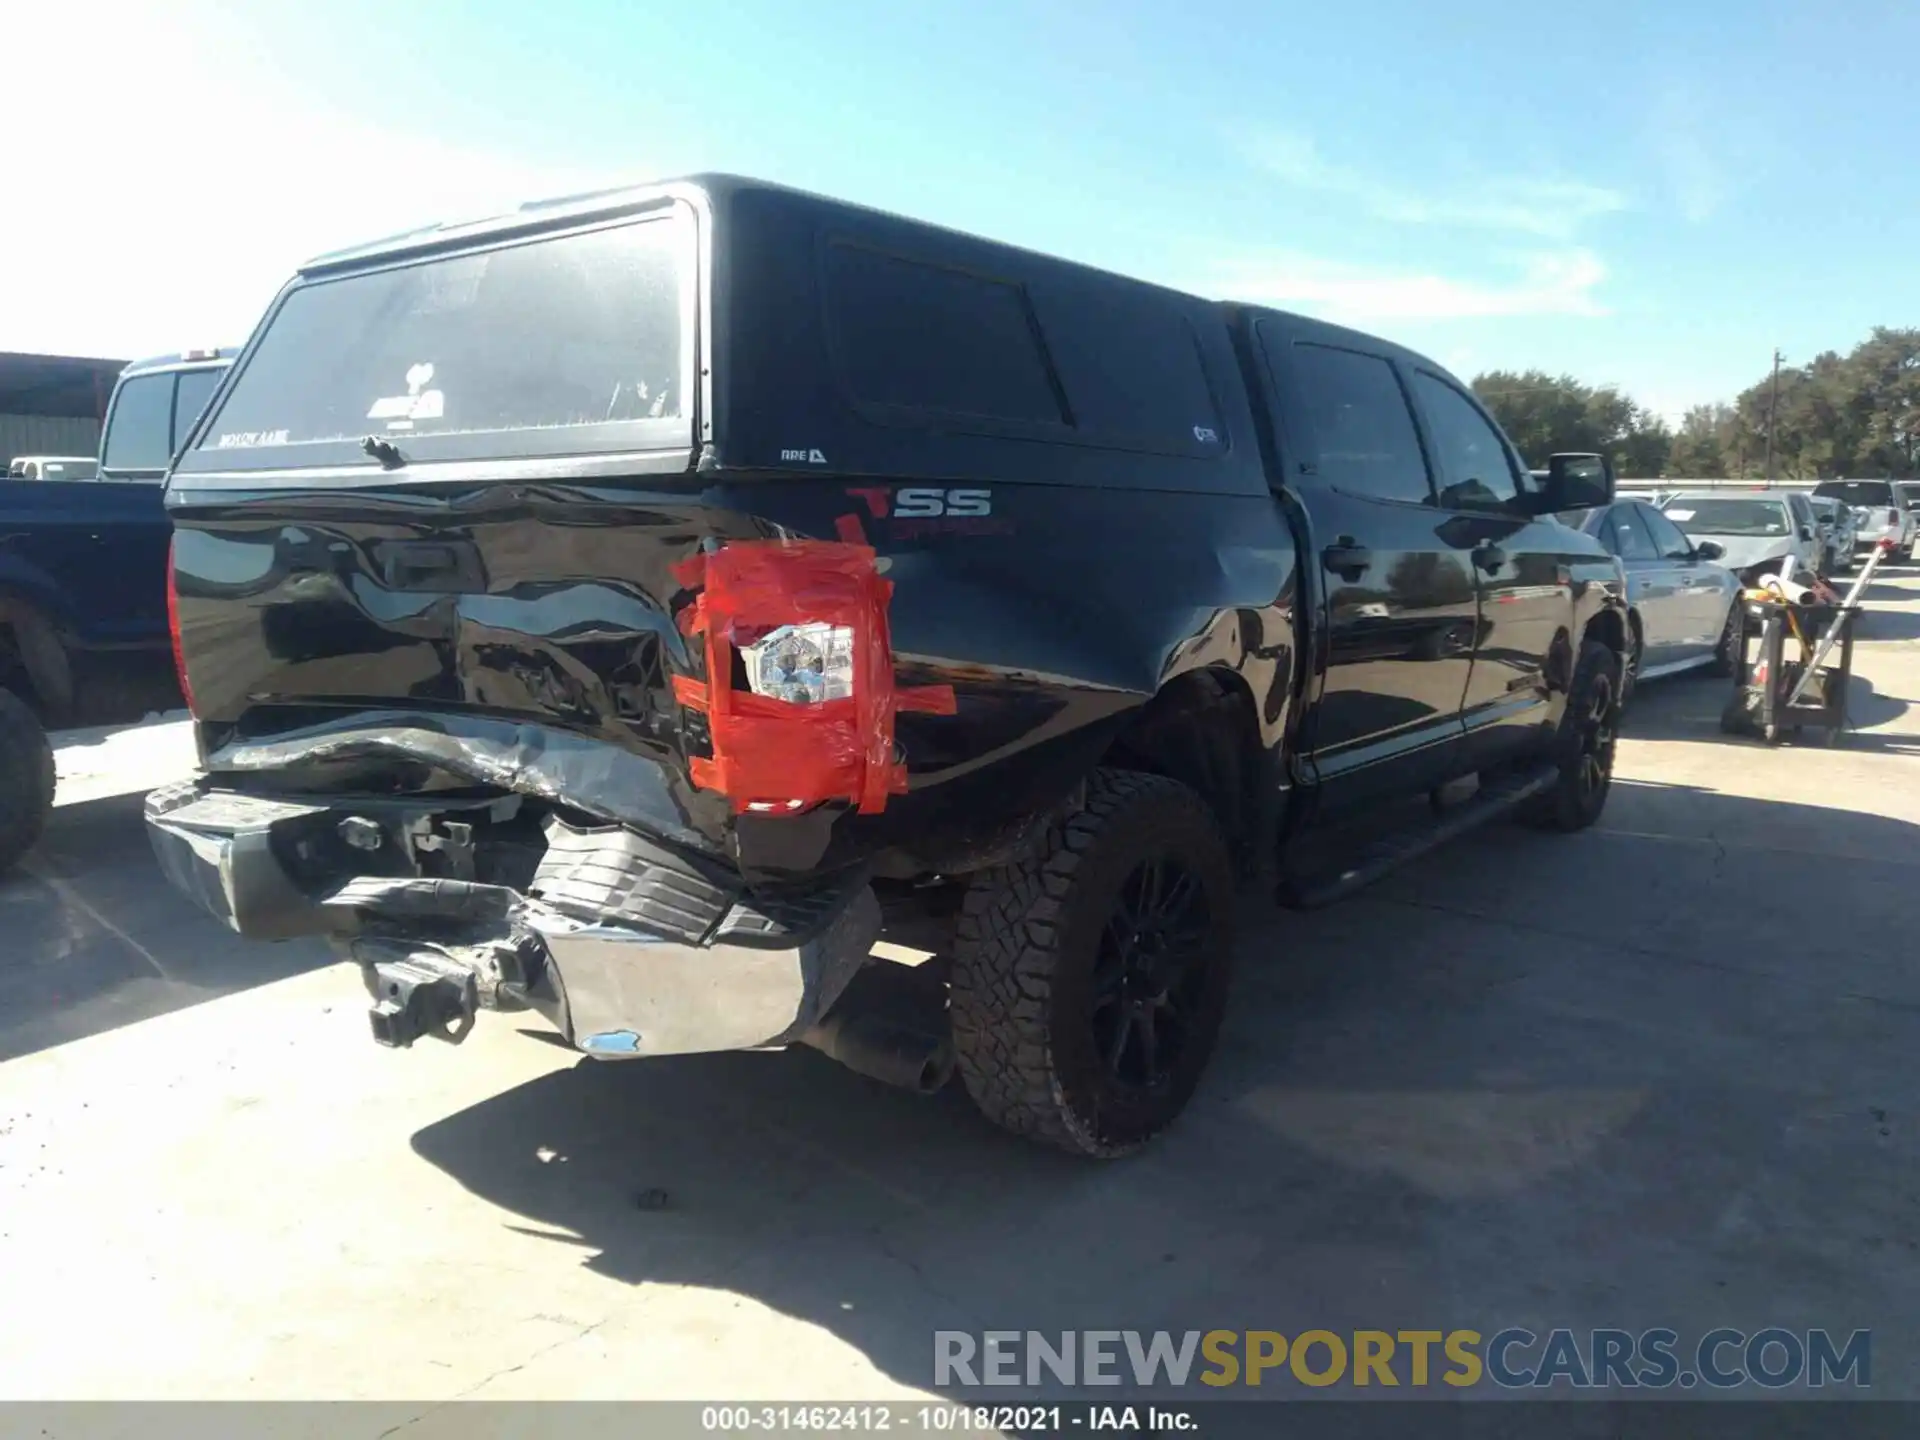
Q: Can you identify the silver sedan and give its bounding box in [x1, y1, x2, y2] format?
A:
[1558, 498, 1742, 705]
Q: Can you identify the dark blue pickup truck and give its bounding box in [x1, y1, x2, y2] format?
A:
[0, 348, 235, 871]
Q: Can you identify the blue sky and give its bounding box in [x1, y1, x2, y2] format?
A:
[14, 0, 1917, 420]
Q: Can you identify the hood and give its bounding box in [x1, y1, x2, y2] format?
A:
[1701, 534, 1796, 571]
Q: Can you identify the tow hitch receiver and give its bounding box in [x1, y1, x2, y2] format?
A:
[365, 954, 481, 1048]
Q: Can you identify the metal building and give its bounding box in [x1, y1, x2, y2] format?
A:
[0, 351, 129, 468]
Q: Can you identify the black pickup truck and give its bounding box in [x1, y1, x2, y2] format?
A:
[146, 175, 1628, 1156]
[0, 349, 234, 874]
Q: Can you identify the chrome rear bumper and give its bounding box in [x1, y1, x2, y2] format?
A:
[145, 783, 879, 1059]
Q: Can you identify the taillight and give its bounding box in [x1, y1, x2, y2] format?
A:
[166, 537, 197, 718]
[669, 539, 954, 815]
[739, 622, 856, 704]
[1889, 509, 1901, 526]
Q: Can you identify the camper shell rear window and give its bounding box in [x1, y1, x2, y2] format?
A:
[177, 207, 695, 475]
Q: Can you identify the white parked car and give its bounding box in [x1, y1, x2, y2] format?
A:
[5, 455, 99, 481]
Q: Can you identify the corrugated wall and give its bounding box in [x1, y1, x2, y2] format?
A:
[0, 413, 102, 466]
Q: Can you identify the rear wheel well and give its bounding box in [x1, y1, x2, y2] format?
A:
[0, 600, 67, 720]
[0, 622, 29, 708]
[1583, 607, 1627, 665]
[1100, 669, 1270, 879]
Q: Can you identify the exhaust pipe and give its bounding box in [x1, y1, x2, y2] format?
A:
[799, 959, 955, 1095]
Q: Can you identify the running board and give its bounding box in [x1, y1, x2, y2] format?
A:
[1276, 766, 1557, 911]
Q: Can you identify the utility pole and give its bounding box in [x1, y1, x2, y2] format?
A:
[1762, 348, 1783, 487]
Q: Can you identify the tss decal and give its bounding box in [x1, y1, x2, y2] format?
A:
[848, 486, 993, 518]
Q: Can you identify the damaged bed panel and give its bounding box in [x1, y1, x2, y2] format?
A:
[168, 480, 1299, 889]
[199, 709, 725, 853]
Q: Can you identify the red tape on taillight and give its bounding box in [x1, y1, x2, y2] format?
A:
[166, 537, 197, 718]
[670, 538, 955, 815]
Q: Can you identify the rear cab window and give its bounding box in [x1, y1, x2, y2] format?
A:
[178, 207, 697, 478]
[102, 372, 178, 474]
[101, 363, 233, 479]
[172, 368, 225, 449]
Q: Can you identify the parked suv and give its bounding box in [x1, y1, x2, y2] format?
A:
[1813, 479, 1914, 561]
[146, 175, 1628, 1156]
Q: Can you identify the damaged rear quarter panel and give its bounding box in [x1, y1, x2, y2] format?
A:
[702, 477, 1302, 879]
[172, 474, 1300, 884]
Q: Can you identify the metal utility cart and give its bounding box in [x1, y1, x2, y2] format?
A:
[1719, 597, 1856, 745]
[1718, 543, 1886, 747]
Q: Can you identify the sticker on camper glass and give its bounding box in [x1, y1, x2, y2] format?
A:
[213, 429, 291, 448]
[367, 363, 445, 431]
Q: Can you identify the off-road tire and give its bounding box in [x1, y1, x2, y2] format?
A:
[0, 690, 55, 875]
[949, 769, 1236, 1158]
[1522, 638, 1620, 834]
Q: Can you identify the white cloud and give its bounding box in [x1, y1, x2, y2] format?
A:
[1209, 248, 1609, 323]
[3, 5, 632, 359]
[1243, 133, 1628, 241]
[1644, 82, 1732, 225]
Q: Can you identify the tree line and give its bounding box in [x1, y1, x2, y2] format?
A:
[1470, 327, 1920, 480]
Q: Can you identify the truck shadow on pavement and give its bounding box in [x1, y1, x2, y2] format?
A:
[408, 776, 1920, 1399]
[1856, 604, 1920, 642]
[0, 791, 334, 1065]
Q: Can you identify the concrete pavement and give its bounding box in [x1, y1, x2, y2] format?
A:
[1, 570, 1917, 1406]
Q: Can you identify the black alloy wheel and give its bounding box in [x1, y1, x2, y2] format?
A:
[1089, 855, 1212, 1091]
[1574, 665, 1618, 806]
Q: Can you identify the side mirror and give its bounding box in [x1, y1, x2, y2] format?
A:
[1798, 525, 1814, 541]
[1694, 539, 1725, 561]
[1540, 452, 1615, 512]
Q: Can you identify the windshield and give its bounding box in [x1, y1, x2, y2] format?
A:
[1812, 480, 1895, 506]
[1899, 483, 1920, 509]
[188, 211, 692, 473]
[1660, 497, 1791, 537]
